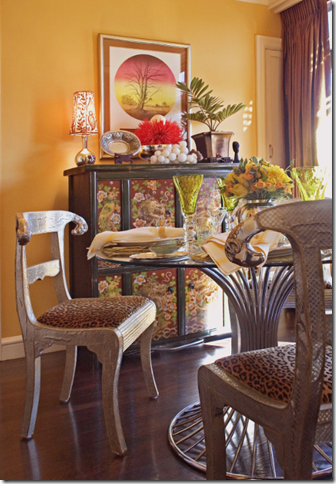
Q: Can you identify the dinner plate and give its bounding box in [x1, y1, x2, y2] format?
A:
[106, 237, 184, 248]
[102, 246, 152, 257]
[130, 251, 189, 261]
[268, 247, 293, 258]
[100, 130, 141, 157]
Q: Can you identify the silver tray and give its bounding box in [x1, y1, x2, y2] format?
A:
[100, 130, 141, 157]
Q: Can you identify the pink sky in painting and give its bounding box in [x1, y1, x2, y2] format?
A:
[115, 54, 176, 86]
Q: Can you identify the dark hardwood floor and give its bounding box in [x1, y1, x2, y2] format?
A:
[0, 311, 295, 480]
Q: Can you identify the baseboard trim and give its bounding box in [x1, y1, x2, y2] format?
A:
[1, 335, 65, 361]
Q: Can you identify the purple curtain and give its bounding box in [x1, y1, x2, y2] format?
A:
[281, 0, 331, 167]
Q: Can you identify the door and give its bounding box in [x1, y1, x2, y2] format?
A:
[265, 49, 285, 168]
[256, 36, 286, 169]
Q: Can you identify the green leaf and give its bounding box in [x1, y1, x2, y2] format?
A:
[182, 112, 209, 123]
[175, 81, 191, 93]
[176, 77, 245, 131]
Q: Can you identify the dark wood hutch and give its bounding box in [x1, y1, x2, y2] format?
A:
[64, 162, 234, 347]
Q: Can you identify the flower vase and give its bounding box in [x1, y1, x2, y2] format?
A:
[236, 199, 274, 224]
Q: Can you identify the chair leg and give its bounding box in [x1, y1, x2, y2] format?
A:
[228, 301, 240, 354]
[100, 341, 127, 456]
[198, 366, 227, 480]
[282, 434, 314, 480]
[59, 345, 77, 403]
[20, 341, 41, 439]
[140, 324, 159, 399]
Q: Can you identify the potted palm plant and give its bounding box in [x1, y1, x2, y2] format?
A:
[176, 77, 245, 159]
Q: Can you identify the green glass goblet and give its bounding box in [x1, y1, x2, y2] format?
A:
[217, 178, 238, 231]
[221, 195, 237, 231]
[173, 174, 203, 252]
[291, 166, 329, 200]
[222, 196, 237, 231]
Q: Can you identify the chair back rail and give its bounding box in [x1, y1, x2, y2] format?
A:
[27, 260, 61, 285]
[15, 211, 88, 334]
[16, 211, 88, 244]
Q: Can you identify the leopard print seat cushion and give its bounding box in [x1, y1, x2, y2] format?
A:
[215, 344, 332, 404]
[37, 296, 151, 329]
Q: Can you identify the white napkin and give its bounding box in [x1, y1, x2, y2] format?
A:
[202, 231, 282, 276]
[87, 226, 184, 260]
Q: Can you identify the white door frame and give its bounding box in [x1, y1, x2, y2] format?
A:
[256, 35, 282, 159]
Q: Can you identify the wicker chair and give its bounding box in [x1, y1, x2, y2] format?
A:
[15, 210, 158, 456]
[198, 199, 332, 480]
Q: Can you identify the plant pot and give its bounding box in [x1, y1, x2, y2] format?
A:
[192, 131, 234, 159]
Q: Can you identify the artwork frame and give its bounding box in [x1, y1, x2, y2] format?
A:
[99, 34, 191, 159]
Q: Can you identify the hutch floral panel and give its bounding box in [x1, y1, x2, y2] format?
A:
[132, 268, 178, 341]
[130, 179, 176, 228]
[184, 268, 223, 335]
[98, 274, 123, 298]
[97, 180, 122, 233]
[196, 178, 222, 216]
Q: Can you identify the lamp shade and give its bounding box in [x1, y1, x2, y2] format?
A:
[70, 91, 98, 135]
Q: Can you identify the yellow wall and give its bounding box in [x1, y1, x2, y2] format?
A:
[0, 0, 281, 339]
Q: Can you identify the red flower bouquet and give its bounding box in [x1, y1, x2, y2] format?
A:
[135, 118, 182, 145]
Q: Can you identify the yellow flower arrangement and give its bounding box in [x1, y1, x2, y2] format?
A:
[218, 157, 293, 201]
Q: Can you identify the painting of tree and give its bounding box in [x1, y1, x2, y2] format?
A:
[114, 54, 176, 121]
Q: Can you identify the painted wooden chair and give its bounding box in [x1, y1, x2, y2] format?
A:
[198, 199, 332, 479]
[15, 210, 158, 456]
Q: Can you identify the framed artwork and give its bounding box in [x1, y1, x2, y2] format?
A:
[99, 34, 191, 159]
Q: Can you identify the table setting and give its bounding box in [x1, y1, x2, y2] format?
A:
[87, 223, 289, 272]
[87, 225, 187, 261]
[87, 156, 330, 274]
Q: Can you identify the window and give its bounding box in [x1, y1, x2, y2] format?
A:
[316, 0, 332, 198]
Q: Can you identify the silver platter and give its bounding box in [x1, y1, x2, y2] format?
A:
[100, 130, 141, 157]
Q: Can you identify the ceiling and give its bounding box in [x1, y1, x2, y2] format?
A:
[235, 0, 303, 13]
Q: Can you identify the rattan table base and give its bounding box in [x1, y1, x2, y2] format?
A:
[168, 402, 332, 479]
